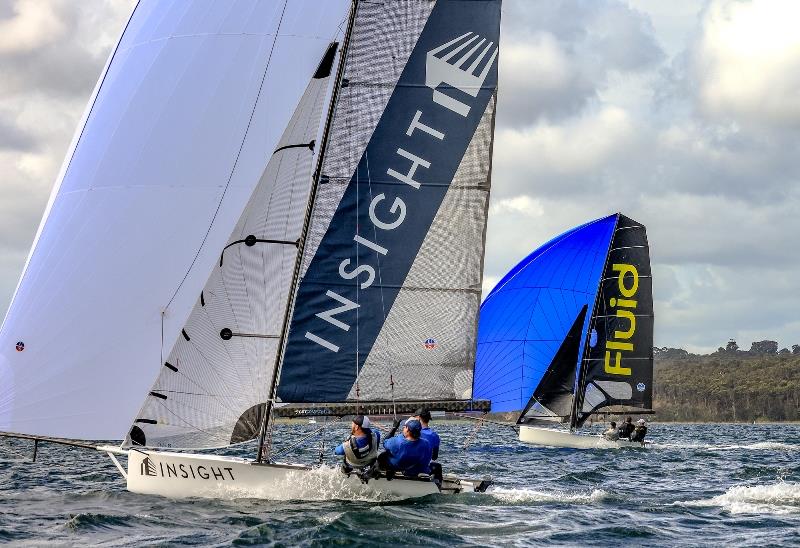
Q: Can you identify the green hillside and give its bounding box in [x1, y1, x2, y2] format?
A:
[654, 347, 800, 422]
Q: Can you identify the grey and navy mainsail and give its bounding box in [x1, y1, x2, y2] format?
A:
[278, 0, 501, 404]
[473, 213, 653, 427]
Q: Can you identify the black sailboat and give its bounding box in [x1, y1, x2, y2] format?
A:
[474, 213, 654, 448]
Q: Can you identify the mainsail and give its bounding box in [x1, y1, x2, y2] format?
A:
[572, 215, 653, 427]
[277, 0, 502, 405]
[473, 213, 654, 425]
[126, 44, 340, 449]
[0, 0, 349, 440]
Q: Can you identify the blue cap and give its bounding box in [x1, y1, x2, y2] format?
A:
[405, 419, 422, 437]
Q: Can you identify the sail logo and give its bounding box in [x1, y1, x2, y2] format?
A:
[137, 455, 235, 481]
[140, 457, 157, 476]
[302, 31, 498, 356]
[425, 32, 499, 117]
[604, 263, 639, 376]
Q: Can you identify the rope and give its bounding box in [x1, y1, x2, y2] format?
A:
[389, 375, 397, 420]
[269, 416, 344, 461]
[461, 413, 489, 450]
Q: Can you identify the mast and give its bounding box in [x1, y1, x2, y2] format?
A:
[568, 214, 620, 430]
[256, 0, 358, 463]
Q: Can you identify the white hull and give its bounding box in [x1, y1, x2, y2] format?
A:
[126, 450, 487, 500]
[519, 426, 648, 449]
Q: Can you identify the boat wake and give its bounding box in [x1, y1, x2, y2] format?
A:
[207, 466, 395, 503]
[653, 441, 799, 451]
[489, 487, 609, 504]
[676, 482, 800, 515]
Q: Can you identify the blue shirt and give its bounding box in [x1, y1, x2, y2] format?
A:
[334, 429, 380, 456]
[420, 427, 440, 460]
[382, 436, 432, 476]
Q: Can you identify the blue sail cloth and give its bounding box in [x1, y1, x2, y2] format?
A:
[473, 215, 618, 412]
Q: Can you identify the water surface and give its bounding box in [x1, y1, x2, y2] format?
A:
[2, 423, 799, 546]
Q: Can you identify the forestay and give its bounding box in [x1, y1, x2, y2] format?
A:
[277, 0, 502, 404]
[0, 0, 349, 440]
[125, 44, 340, 449]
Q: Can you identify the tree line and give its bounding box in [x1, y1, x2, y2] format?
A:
[653, 339, 800, 422]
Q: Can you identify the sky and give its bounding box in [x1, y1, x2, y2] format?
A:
[0, 0, 798, 354]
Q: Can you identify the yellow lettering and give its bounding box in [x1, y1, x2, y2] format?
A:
[614, 309, 636, 339]
[607, 340, 633, 351]
[604, 350, 632, 375]
[612, 263, 639, 297]
[610, 297, 637, 308]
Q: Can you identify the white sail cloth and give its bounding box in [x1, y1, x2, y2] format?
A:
[127, 47, 336, 449]
[0, 0, 348, 440]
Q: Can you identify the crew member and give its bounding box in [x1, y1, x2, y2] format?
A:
[377, 419, 432, 477]
[630, 419, 648, 443]
[334, 415, 380, 470]
[602, 421, 619, 441]
[618, 417, 635, 439]
[413, 407, 441, 461]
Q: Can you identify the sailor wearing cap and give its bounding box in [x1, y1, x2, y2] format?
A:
[630, 418, 648, 443]
[378, 419, 432, 477]
[335, 415, 380, 468]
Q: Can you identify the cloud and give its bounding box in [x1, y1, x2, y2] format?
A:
[0, 0, 66, 54]
[691, 0, 800, 127]
[492, 105, 641, 198]
[0, 0, 133, 97]
[497, 0, 664, 128]
[0, 115, 37, 152]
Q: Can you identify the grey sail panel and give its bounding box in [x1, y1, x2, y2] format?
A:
[278, 0, 502, 403]
[349, 97, 496, 401]
[125, 46, 338, 449]
[575, 215, 654, 427]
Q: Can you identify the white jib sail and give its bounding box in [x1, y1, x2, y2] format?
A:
[0, 0, 349, 440]
[126, 43, 339, 449]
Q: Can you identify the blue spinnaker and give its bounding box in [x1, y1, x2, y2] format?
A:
[473, 215, 617, 412]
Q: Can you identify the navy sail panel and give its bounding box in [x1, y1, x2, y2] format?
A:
[517, 305, 588, 424]
[575, 215, 653, 426]
[473, 215, 617, 412]
[278, 0, 502, 403]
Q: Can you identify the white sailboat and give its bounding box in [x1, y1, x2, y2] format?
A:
[1, 0, 501, 499]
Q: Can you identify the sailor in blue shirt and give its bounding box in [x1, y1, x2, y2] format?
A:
[334, 415, 380, 470]
[413, 407, 441, 461]
[377, 419, 432, 477]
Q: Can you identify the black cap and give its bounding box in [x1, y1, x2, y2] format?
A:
[353, 415, 369, 428]
[414, 407, 432, 422]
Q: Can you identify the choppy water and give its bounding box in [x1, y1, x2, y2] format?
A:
[2, 423, 800, 546]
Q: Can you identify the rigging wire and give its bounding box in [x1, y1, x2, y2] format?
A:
[269, 416, 343, 461]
